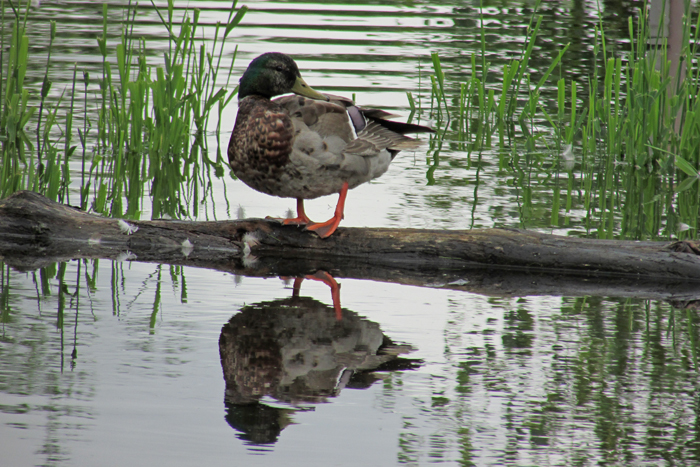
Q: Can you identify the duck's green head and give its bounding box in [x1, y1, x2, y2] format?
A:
[238, 52, 327, 101]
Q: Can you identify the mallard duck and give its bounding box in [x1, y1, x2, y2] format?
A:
[228, 52, 434, 238]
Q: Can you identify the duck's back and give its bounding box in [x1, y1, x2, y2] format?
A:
[229, 94, 424, 200]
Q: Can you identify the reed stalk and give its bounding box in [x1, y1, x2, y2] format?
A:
[1, 0, 246, 221]
[427, 0, 700, 240]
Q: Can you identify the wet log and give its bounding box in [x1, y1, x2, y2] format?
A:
[1, 190, 699, 301]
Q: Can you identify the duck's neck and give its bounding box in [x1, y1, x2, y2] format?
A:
[238, 70, 274, 100]
[239, 84, 269, 100]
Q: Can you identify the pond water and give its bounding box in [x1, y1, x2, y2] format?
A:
[2, 0, 700, 466]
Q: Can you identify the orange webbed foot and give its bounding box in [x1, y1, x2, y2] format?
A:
[266, 198, 311, 226]
[304, 182, 348, 239]
[266, 214, 311, 226]
[305, 217, 342, 238]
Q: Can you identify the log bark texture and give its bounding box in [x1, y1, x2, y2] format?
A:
[1, 191, 699, 300]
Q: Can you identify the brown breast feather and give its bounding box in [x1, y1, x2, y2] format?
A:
[229, 96, 295, 169]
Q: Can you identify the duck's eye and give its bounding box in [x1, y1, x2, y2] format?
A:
[275, 65, 284, 72]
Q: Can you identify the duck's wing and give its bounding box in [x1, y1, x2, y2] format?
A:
[343, 121, 422, 158]
[346, 109, 435, 159]
[274, 95, 355, 143]
[274, 93, 435, 161]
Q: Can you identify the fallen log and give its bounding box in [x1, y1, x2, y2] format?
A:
[0, 190, 699, 301]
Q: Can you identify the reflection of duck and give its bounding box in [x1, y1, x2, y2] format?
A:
[228, 52, 434, 238]
[219, 295, 419, 445]
[224, 403, 295, 446]
[219, 296, 415, 404]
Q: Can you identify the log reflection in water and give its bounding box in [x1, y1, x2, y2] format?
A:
[219, 293, 420, 445]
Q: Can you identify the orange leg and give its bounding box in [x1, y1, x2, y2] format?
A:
[292, 271, 342, 320]
[267, 198, 311, 225]
[305, 182, 349, 238]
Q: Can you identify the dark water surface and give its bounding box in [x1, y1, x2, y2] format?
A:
[1, 0, 700, 466]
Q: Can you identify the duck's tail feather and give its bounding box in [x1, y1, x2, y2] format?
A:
[370, 116, 435, 136]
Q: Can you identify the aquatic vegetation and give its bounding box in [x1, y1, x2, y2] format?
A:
[0, 0, 247, 218]
[1, 0, 698, 242]
[0, 0, 37, 198]
[1, 2, 699, 465]
[426, 0, 700, 241]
